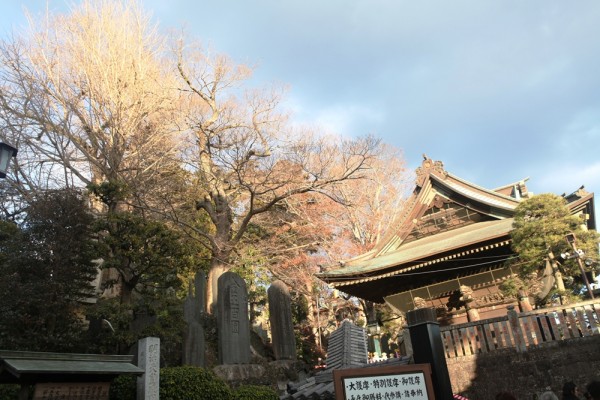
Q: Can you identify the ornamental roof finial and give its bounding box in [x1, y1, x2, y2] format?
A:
[415, 155, 446, 186]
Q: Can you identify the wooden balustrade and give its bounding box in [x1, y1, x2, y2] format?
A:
[439, 299, 600, 358]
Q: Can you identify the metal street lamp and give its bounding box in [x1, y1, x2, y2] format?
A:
[0, 142, 17, 178]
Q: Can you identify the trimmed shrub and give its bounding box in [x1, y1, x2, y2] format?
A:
[109, 375, 136, 400]
[160, 366, 233, 400]
[0, 385, 22, 400]
[234, 385, 279, 400]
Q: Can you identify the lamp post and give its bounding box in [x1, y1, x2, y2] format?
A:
[563, 233, 595, 299]
[0, 142, 17, 178]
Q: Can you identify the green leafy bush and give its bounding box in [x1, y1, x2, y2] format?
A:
[234, 385, 279, 400]
[0, 385, 22, 400]
[160, 366, 232, 400]
[109, 366, 235, 399]
[109, 375, 136, 400]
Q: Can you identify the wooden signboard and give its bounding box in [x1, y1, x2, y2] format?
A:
[33, 382, 110, 400]
[333, 363, 435, 400]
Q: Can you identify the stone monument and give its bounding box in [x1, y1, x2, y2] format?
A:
[217, 271, 250, 364]
[183, 271, 206, 367]
[137, 336, 160, 400]
[268, 280, 296, 360]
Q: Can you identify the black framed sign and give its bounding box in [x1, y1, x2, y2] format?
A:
[333, 363, 435, 400]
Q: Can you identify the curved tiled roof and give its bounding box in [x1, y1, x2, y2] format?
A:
[319, 218, 513, 280]
[281, 357, 412, 400]
[434, 173, 520, 211]
[317, 156, 596, 300]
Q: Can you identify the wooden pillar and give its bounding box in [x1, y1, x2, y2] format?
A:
[465, 303, 480, 322]
[517, 291, 533, 312]
[548, 252, 566, 292]
[406, 308, 454, 400]
[460, 285, 480, 322]
[507, 305, 526, 353]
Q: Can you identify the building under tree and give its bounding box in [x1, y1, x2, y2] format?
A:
[317, 156, 596, 325]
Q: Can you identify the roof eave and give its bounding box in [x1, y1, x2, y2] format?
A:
[318, 229, 513, 283]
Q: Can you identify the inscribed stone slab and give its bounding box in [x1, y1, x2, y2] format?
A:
[183, 271, 206, 366]
[217, 272, 250, 364]
[137, 337, 160, 400]
[268, 280, 296, 360]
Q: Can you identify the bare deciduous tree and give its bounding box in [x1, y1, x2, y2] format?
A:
[0, 0, 180, 211]
[0, 0, 399, 316]
[175, 40, 382, 311]
[241, 143, 410, 335]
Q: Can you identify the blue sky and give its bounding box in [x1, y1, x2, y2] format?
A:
[3, 1, 600, 205]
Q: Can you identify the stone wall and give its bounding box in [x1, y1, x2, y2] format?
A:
[448, 336, 600, 399]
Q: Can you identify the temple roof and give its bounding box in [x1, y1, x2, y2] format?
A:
[318, 156, 521, 284]
[317, 156, 596, 300]
[563, 186, 596, 229]
[319, 218, 513, 280]
[431, 172, 521, 211]
[367, 156, 522, 260]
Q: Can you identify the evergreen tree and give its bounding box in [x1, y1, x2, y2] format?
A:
[511, 193, 599, 293]
[93, 212, 198, 305]
[89, 211, 200, 360]
[0, 190, 97, 351]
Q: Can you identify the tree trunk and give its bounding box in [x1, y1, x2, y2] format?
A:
[307, 293, 322, 352]
[120, 281, 134, 306]
[206, 259, 228, 314]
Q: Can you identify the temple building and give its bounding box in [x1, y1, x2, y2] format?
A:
[317, 156, 596, 325]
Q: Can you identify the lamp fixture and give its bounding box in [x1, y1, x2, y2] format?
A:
[0, 142, 17, 178]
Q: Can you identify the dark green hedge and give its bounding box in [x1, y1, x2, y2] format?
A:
[4, 371, 278, 400]
[233, 385, 279, 400]
[0, 385, 22, 400]
[110, 375, 137, 400]
[160, 366, 232, 400]
[110, 367, 232, 400]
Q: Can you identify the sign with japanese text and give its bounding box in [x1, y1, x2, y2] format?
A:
[33, 382, 110, 400]
[333, 363, 435, 400]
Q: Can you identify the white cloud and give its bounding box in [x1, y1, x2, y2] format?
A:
[4, 0, 600, 210]
[535, 162, 600, 196]
[285, 95, 384, 138]
[313, 104, 384, 137]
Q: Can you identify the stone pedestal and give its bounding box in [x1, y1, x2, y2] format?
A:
[212, 364, 266, 382]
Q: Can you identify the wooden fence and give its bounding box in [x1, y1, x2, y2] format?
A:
[440, 299, 600, 358]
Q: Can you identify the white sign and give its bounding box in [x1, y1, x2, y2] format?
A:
[333, 363, 435, 400]
[342, 372, 428, 400]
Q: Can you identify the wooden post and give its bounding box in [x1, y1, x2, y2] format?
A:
[517, 290, 533, 312]
[548, 252, 565, 292]
[406, 307, 454, 400]
[565, 233, 595, 299]
[507, 305, 526, 353]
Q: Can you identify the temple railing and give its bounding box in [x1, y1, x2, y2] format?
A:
[439, 299, 600, 358]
